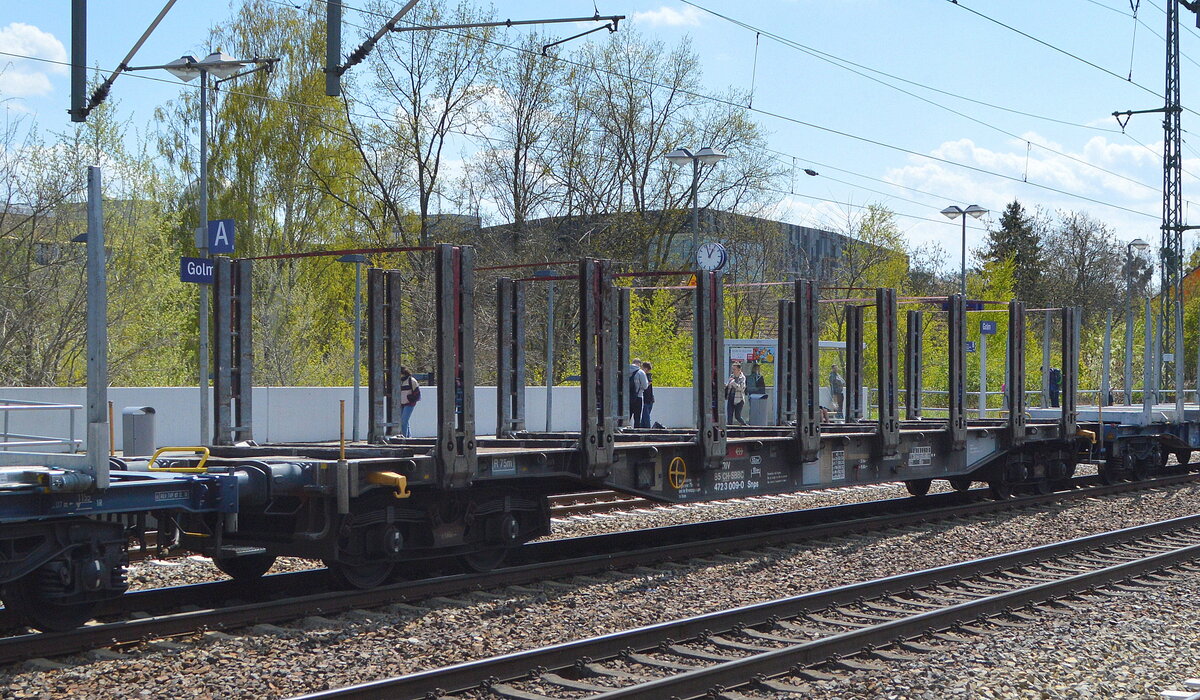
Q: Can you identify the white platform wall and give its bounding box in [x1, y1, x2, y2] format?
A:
[0, 385, 721, 452]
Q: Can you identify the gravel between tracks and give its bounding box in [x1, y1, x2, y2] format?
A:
[3, 477, 1194, 699]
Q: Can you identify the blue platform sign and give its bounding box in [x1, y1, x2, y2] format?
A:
[980, 320, 997, 335]
[180, 257, 214, 284]
[966, 341, 977, 353]
[207, 219, 235, 254]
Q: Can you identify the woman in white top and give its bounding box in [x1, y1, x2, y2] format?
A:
[398, 366, 420, 438]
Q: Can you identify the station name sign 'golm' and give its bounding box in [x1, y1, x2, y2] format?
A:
[180, 257, 214, 284]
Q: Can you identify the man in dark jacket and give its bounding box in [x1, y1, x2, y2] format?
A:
[629, 359, 648, 427]
[1048, 367, 1061, 408]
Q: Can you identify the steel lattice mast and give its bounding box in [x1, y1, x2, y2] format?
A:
[1165, 0, 1184, 415]
[1118, 1, 1199, 413]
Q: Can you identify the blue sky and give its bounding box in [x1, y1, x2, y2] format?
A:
[2, 0, 1196, 266]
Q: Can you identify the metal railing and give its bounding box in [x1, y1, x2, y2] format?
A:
[855, 386, 1200, 420]
[0, 399, 82, 452]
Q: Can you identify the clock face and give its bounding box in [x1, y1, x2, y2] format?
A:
[696, 242, 727, 271]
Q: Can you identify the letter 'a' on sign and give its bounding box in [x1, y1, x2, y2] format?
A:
[207, 219, 235, 254]
[180, 256, 215, 284]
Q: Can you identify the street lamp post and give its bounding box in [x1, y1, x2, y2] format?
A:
[1124, 238, 1150, 405]
[665, 147, 729, 265]
[337, 254, 367, 441]
[126, 51, 278, 444]
[940, 204, 988, 297]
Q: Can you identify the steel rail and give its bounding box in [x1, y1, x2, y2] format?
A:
[1, 471, 1194, 665]
[301, 513, 1200, 699]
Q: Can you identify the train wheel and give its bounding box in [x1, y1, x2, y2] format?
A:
[460, 546, 510, 573]
[214, 553, 277, 582]
[949, 478, 972, 492]
[988, 480, 1012, 500]
[325, 560, 394, 589]
[1098, 463, 1118, 485]
[904, 479, 932, 497]
[1032, 477, 1052, 495]
[2, 569, 100, 632]
[1175, 451, 1192, 468]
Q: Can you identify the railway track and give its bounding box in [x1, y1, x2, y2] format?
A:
[547, 490, 652, 516]
[3, 471, 1197, 667]
[299, 513, 1200, 699]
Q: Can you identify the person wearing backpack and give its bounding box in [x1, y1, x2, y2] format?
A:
[399, 365, 421, 438]
[640, 361, 655, 428]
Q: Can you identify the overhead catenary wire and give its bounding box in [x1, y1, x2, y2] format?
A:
[82, 0, 179, 118]
[14, 0, 1170, 234]
[285, 0, 1170, 219]
[679, 0, 1163, 196]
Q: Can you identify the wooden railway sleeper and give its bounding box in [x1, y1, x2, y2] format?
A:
[805, 612, 871, 629]
[774, 619, 833, 637]
[739, 627, 809, 644]
[581, 663, 653, 681]
[665, 644, 742, 662]
[927, 584, 990, 600]
[868, 647, 923, 663]
[890, 593, 950, 609]
[982, 572, 1053, 585]
[863, 599, 930, 615]
[1038, 561, 1093, 575]
[706, 634, 779, 653]
[624, 651, 700, 672]
[538, 672, 614, 693]
[487, 682, 556, 700]
[953, 579, 1013, 594]
[832, 606, 899, 623]
[752, 677, 814, 695]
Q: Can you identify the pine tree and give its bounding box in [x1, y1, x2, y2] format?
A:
[982, 200, 1042, 303]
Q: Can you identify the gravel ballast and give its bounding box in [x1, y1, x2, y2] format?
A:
[3, 481, 1198, 698]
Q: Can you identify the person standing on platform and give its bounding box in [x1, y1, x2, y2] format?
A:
[747, 362, 766, 394]
[640, 361, 655, 428]
[398, 366, 421, 438]
[829, 365, 845, 418]
[726, 362, 748, 426]
[1048, 367, 1061, 408]
[629, 359, 648, 427]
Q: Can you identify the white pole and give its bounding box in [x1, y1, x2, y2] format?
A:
[198, 68, 211, 445]
[979, 326, 987, 419]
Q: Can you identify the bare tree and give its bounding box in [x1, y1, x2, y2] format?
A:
[361, 0, 497, 246]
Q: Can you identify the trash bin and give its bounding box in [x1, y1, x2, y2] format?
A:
[122, 406, 156, 457]
[748, 393, 770, 426]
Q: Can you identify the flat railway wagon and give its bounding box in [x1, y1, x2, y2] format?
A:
[1, 231, 1197, 630]
[135, 244, 1200, 586]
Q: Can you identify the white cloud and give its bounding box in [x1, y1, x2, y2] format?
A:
[0, 23, 67, 98]
[631, 6, 703, 27]
[874, 134, 1170, 265]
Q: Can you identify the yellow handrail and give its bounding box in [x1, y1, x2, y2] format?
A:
[147, 446, 211, 473]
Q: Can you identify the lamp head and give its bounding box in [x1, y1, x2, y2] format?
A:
[694, 146, 729, 165]
[164, 55, 201, 82]
[964, 204, 987, 219]
[665, 147, 694, 166]
[337, 254, 367, 264]
[940, 206, 964, 221]
[1129, 238, 1150, 251]
[199, 50, 249, 80]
